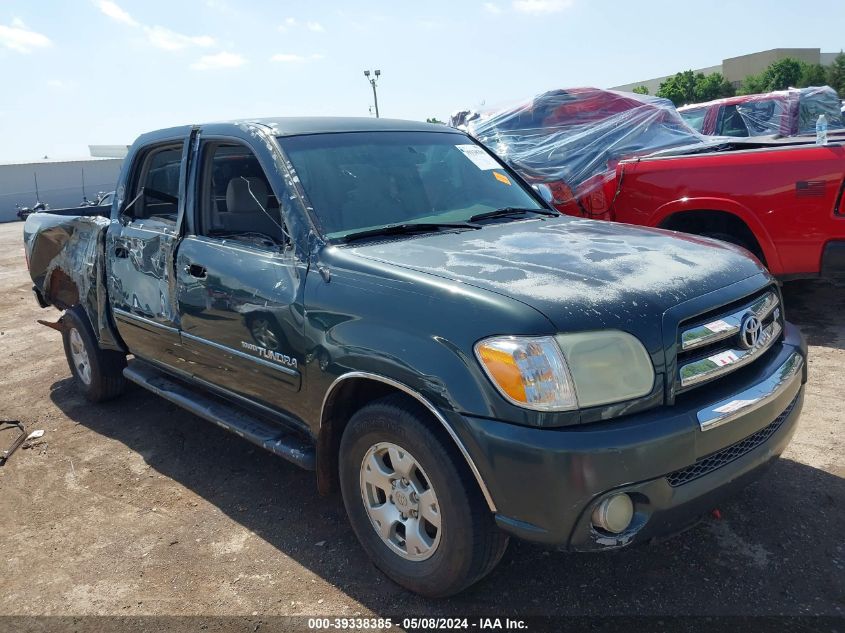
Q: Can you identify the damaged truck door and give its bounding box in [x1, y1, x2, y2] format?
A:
[107, 136, 187, 365]
[174, 138, 305, 404]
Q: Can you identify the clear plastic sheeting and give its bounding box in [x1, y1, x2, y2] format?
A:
[463, 88, 707, 217]
[679, 86, 844, 137]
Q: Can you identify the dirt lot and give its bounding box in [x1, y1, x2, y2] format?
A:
[0, 219, 843, 619]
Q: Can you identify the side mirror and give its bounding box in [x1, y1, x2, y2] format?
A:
[532, 183, 554, 204]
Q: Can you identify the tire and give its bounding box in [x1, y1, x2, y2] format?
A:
[339, 395, 508, 598]
[61, 306, 127, 402]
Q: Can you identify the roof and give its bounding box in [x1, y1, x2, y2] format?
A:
[130, 117, 464, 154]
[242, 117, 461, 136]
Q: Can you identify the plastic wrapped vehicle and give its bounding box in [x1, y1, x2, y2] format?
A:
[465, 88, 708, 216]
[678, 86, 845, 137]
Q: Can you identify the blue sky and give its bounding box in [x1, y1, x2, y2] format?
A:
[0, 0, 842, 160]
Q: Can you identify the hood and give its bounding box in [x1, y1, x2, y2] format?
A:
[343, 216, 767, 339]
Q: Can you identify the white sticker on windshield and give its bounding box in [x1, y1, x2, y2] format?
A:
[455, 144, 500, 170]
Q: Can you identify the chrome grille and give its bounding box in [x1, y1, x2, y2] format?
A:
[666, 393, 799, 487]
[677, 288, 783, 392]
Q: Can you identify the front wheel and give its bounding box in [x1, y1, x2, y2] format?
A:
[61, 306, 127, 402]
[339, 395, 508, 597]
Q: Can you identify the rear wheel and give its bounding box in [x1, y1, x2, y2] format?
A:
[339, 395, 508, 597]
[61, 306, 127, 402]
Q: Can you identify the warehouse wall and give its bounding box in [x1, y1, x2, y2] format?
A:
[0, 158, 123, 223]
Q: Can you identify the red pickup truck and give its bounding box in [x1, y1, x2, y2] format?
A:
[468, 88, 845, 280]
[678, 86, 844, 138]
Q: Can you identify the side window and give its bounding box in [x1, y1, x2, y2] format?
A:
[124, 144, 183, 223]
[198, 143, 287, 247]
[717, 106, 749, 137]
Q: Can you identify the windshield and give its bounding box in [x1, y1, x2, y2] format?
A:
[679, 108, 706, 132]
[278, 131, 544, 239]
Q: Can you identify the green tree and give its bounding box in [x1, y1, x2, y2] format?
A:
[827, 51, 845, 96]
[656, 70, 734, 105]
[694, 72, 735, 101]
[656, 70, 698, 105]
[763, 58, 804, 90]
[798, 63, 828, 87]
[632, 85, 649, 95]
[739, 71, 767, 95]
[425, 117, 444, 124]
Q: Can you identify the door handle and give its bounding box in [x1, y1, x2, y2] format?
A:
[114, 246, 129, 258]
[185, 263, 207, 279]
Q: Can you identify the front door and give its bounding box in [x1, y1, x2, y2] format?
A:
[175, 139, 306, 415]
[107, 139, 189, 366]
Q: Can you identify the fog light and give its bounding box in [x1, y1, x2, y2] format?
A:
[591, 493, 634, 534]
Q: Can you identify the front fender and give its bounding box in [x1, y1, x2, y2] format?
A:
[308, 321, 497, 420]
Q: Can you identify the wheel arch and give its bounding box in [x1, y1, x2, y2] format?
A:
[317, 372, 497, 512]
[653, 201, 780, 272]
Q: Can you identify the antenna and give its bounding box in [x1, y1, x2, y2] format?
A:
[81, 167, 87, 201]
[34, 173, 41, 203]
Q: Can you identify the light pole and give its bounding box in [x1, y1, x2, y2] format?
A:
[363, 69, 381, 118]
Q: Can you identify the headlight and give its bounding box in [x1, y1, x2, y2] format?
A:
[475, 331, 654, 412]
[555, 331, 655, 407]
[475, 336, 577, 411]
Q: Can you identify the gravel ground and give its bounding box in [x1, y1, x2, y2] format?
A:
[0, 219, 842, 619]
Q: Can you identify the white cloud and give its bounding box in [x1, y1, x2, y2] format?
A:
[96, 1, 138, 27]
[95, 2, 214, 51]
[190, 51, 246, 70]
[145, 25, 215, 50]
[270, 52, 324, 63]
[483, 3, 503, 14]
[0, 18, 52, 53]
[512, 0, 574, 13]
[278, 17, 298, 31]
[306, 21, 324, 32]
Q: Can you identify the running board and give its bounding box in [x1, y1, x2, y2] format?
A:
[123, 361, 316, 470]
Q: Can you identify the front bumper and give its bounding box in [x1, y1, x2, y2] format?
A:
[451, 322, 807, 550]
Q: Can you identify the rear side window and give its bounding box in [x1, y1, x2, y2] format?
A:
[123, 144, 183, 223]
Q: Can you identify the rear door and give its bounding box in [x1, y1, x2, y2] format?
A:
[174, 135, 307, 415]
[107, 133, 191, 366]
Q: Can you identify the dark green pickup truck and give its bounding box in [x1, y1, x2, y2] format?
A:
[24, 118, 807, 597]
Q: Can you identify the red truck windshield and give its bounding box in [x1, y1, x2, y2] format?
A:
[278, 131, 543, 239]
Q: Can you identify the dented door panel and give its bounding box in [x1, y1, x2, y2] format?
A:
[175, 236, 305, 409]
[106, 218, 182, 364]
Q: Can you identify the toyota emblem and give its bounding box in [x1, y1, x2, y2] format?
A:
[739, 314, 762, 349]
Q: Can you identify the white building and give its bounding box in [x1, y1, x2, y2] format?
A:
[0, 156, 124, 223]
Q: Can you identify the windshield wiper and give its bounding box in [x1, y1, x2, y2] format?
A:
[469, 207, 558, 222]
[340, 222, 480, 243]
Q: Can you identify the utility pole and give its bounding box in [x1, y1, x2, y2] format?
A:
[363, 69, 381, 118]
